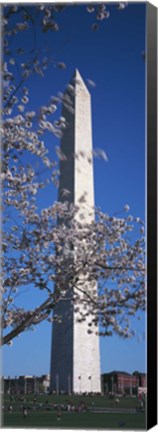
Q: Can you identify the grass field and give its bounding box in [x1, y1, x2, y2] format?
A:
[3, 411, 146, 429]
[3, 394, 146, 429]
[3, 394, 139, 409]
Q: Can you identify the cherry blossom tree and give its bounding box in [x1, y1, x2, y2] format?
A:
[1, 3, 145, 346]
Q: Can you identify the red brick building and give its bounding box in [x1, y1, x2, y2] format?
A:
[102, 371, 147, 395]
[133, 371, 147, 387]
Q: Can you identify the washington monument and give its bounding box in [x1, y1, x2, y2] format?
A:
[50, 69, 101, 394]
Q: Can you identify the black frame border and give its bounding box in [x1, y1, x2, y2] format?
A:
[147, 2, 157, 429]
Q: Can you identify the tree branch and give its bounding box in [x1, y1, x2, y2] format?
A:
[1, 295, 55, 345]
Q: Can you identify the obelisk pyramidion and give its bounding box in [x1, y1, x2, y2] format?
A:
[50, 69, 101, 394]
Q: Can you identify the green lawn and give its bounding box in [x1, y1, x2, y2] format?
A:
[3, 411, 146, 429]
[3, 394, 138, 409]
[3, 394, 146, 429]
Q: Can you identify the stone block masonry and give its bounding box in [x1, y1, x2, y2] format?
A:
[50, 70, 101, 394]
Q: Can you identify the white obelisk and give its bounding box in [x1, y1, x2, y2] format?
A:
[50, 69, 101, 393]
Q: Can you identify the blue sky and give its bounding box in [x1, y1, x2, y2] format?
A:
[3, 3, 146, 377]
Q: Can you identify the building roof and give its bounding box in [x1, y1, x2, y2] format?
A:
[102, 371, 133, 376]
[102, 371, 147, 377]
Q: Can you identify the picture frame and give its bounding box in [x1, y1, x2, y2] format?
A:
[1, 2, 157, 430]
